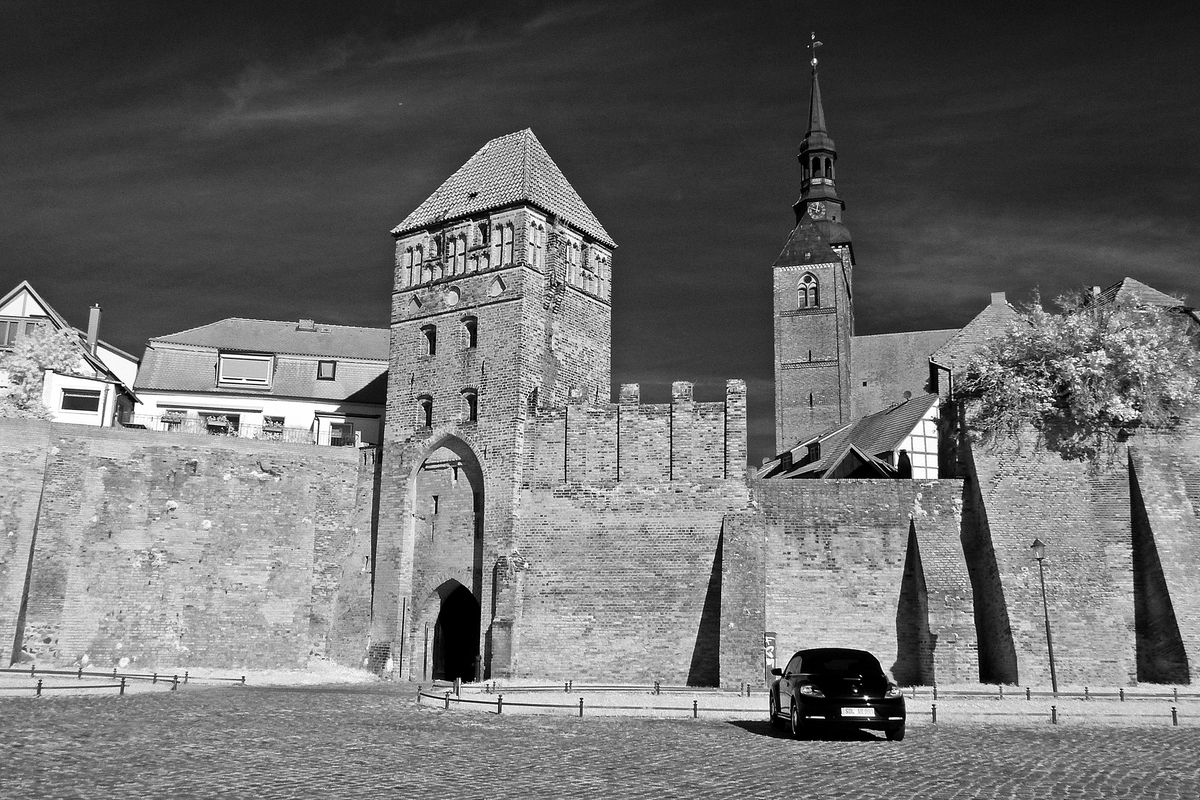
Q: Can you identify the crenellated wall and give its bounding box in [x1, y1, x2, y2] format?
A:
[523, 380, 746, 486]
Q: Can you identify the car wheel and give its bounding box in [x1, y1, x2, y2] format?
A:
[789, 701, 806, 739]
[886, 722, 906, 742]
[769, 693, 783, 729]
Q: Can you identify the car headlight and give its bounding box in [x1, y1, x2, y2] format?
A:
[884, 684, 903, 699]
[798, 684, 825, 697]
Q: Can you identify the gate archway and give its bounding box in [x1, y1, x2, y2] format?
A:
[433, 581, 481, 681]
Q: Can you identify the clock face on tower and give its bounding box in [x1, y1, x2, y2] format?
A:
[808, 202, 826, 220]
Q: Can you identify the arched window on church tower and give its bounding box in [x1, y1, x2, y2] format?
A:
[825, 158, 833, 179]
[456, 234, 467, 274]
[798, 273, 820, 308]
[812, 157, 821, 176]
[502, 224, 514, 265]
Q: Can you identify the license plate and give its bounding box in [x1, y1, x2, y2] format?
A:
[842, 707, 874, 718]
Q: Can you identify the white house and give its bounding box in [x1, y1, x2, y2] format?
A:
[0, 281, 139, 426]
[131, 317, 388, 447]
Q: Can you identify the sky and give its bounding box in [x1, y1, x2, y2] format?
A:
[3, 0, 1198, 464]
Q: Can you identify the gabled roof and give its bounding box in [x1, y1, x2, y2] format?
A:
[150, 318, 389, 360]
[761, 393, 939, 479]
[774, 213, 842, 268]
[1094, 277, 1187, 309]
[392, 129, 615, 248]
[930, 292, 1020, 374]
[0, 280, 72, 330]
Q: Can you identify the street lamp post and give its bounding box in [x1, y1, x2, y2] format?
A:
[1030, 538, 1059, 694]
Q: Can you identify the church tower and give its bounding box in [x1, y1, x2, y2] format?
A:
[772, 37, 856, 452]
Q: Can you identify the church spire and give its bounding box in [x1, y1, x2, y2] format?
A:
[793, 33, 845, 226]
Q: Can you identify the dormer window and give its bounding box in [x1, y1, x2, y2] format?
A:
[217, 353, 273, 388]
[317, 360, 337, 380]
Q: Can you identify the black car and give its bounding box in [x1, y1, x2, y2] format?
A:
[769, 647, 906, 740]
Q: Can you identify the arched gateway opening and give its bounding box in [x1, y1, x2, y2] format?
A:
[410, 435, 486, 681]
[433, 582, 481, 681]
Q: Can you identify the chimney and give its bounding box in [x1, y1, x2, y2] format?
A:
[297, 318, 317, 332]
[990, 292, 1007, 306]
[86, 304, 101, 354]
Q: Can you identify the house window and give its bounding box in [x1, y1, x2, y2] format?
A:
[421, 325, 436, 356]
[462, 388, 478, 422]
[330, 421, 355, 447]
[418, 395, 433, 428]
[798, 273, 820, 308]
[61, 388, 101, 412]
[0, 319, 19, 347]
[217, 354, 273, 387]
[462, 316, 477, 348]
[317, 360, 337, 380]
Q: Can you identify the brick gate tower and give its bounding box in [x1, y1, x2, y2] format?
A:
[372, 129, 616, 680]
[772, 47, 856, 452]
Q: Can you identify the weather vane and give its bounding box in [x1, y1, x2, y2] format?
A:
[809, 32, 822, 69]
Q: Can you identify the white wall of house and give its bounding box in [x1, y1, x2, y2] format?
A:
[41, 371, 121, 427]
[895, 403, 939, 480]
[132, 391, 383, 446]
[95, 342, 139, 388]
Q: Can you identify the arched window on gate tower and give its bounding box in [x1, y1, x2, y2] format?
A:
[798, 272, 820, 308]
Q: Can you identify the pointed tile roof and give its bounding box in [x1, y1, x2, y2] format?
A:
[150, 318, 389, 360]
[1095, 277, 1186, 308]
[773, 213, 842, 268]
[392, 129, 615, 248]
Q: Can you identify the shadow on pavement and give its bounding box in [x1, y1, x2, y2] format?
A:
[728, 719, 884, 742]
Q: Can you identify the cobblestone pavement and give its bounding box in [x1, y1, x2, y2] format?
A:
[2, 684, 1197, 799]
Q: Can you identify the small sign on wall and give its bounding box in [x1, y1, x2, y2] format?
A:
[763, 631, 777, 685]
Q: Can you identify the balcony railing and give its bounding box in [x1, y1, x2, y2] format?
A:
[119, 414, 356, 446]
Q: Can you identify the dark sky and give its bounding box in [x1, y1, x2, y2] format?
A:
[3, 1, 1198, 464]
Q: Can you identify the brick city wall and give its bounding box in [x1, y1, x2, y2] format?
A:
[510, 480, 751, 685]
[0, 420, 375, 671]
[752, 478, 978, 685]
[967, 435, 1138, 687]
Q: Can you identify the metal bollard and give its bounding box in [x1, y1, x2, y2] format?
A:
[444, 691, 450, 710]
[933, 685, 938, 701]
[931, 703, 937, 724]
[241, 675, 246, 685]
[579, 697, 584, 718]
[568, 680, 573, 692]
[564, 681, 569, 693]
[184, 671, 189, 685]
[693, 700, 698, 719]
[454, 677, 461, 697]
[36, 679, 42, 697]
[77, 666, 83, 680]
[497, 694, 503, 714]
[654, 681, 660, 695]
[112, 668, 117, 679]
[153, 672, 158, 684]
[747, 686, 751, 699]
[1172, 707, 1178, 727]
[31, 664, 36, 677]
[1174, 687, 1178, 703]
[999, 685, 1004, 700]
[1026, 687, 1031, 701]
[171, 675, 178, 691]
[120, 677, 126, 696]
[1120, 688, 1125, 702]
[1084, 686, 1089, 700]
[1051, 705, 1058, 725]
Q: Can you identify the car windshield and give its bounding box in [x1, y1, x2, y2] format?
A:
[805, 652, 879, 675]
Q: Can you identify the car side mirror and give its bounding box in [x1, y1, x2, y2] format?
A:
[771, 667, 783, 676]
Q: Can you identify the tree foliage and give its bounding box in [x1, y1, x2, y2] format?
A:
[0, 326, 87, 419]
[957, 292, 1200, 462]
